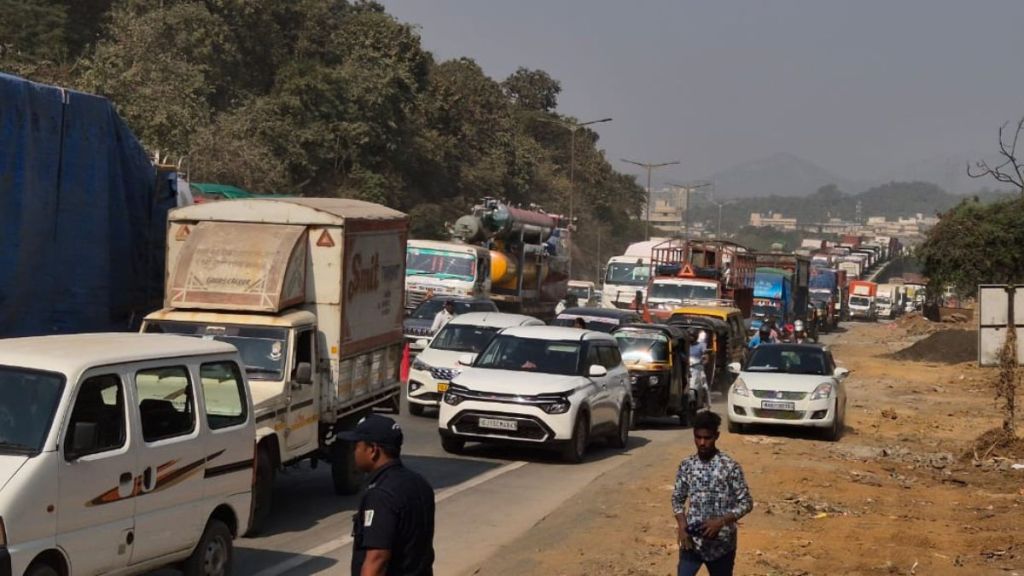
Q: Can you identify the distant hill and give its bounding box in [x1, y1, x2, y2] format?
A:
[711, 152, 861, 199]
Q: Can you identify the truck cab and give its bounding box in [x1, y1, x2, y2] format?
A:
[405, 240, 491, 311]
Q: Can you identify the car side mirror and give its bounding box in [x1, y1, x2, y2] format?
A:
[411, 338, 429, 351]
[727, 362, 742, 375]
[294, 362, 313, 385]
[66, 421, 98, 460]
[457, 353, 477, 367]
[833, 367, 850, 379]
[588, 364, 608, 378]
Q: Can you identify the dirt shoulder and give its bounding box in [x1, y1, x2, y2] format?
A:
[469, 321, 1024, 576]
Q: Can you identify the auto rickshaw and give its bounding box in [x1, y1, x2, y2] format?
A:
[667, 305, 748, 390]
[611, 323, 702, 427]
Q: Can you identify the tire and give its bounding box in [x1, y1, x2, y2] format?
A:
[441, 435, 465, 454]
[183, 519, 233, 576]
[246, 446, 274, 536]
[409, 402, 425, 417]
[727, 419, 744, 434]
[610, 406, 630, 449]
[561, 413, 589, 464]
[629, 404, 641, 430]
[821, 402, 843, 442]
[26, 564, 59, 576]
[331, 440, 363, 495]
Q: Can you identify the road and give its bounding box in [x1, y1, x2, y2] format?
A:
[152, 394, 701, 576]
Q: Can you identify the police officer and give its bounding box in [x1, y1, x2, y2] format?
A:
[342, 415, 435, 576]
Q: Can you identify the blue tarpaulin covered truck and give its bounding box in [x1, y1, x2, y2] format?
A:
[751, 267, 793, 330]
[0, 73, 178, 337]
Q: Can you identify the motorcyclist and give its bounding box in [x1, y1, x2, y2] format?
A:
[792, 320, 807, 343]
[748, 324, 776, 349]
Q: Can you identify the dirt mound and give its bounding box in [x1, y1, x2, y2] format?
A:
[896, 312, 938, 336]
[964, 428, 1024, 462]
[890, 329, 978, 364]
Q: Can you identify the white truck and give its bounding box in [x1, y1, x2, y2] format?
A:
[875, 283, 898, 319]
[405, 239, 491, 310]
[601, 239, 665, 309]
[142, 198, 408, 532]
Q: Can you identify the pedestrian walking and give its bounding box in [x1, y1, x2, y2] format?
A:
[672, 411, 753, 576]
[344, 415, 435, 576]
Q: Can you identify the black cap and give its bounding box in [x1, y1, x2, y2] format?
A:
[338, 414, 404, 446]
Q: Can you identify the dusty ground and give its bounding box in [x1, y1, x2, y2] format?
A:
[473, 320, 1024, 575]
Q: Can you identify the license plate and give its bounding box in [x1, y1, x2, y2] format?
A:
[437, 382, 449, 393]
[478, 417, 518, 431]
[761, 400, 796, 411]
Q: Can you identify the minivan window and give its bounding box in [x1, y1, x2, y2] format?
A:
[200, 362, 247, 430]
[136, 366, 196, 442]
[0, 367, 64, 454]
[65, 374, 126, 459]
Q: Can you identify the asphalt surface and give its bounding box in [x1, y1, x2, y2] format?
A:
[150, 392, 701, 576]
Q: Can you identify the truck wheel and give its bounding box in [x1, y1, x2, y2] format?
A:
[561, 413, 589, 464]
[183, 519, 233, 576]
[441, 436, 465, 454]
[409, 403, 425, 417]
[610, 406, 630, 449]
[26, 564, 59, 576]
[331, 441, 363, 495]
[247, 446, 274, 536]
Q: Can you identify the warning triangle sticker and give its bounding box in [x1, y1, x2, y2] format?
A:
[677, 263, 695, 277]
[316, 230, 335, 247]
[175, 225, 191, 241]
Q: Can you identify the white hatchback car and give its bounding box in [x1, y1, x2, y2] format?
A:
[407, 312, 544, 416]
[438, 326, 633, 463]
[726, 343, 849, 441]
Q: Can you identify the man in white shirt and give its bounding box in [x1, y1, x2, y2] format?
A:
[430, 300, 457, 334]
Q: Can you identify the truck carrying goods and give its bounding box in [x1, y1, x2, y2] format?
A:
[601, 239, 667, 309]
[875, 283, 898, 319]
[753, 252, 810, 322]
[752, 267, 793, 330]
[0, 73, 177, 337]
[142, 198, 408, 531]
[644, 239, 755, 320]
[847, 280, 878, 320]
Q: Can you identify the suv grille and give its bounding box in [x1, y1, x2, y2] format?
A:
[430, 367, 457, 381]
[450, 412, 552, 442]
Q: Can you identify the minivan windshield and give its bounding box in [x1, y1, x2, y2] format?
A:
[431, 325, 501, 353]
[0, 367, 65, 454]
[475, 336, 582, 375]
[145, 321, 288, 381]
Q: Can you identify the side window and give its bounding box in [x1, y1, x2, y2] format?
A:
[585, 345, 601, 371]
[136, 366, 195, 442]
[65, 375, 126, 459]
[598, 346, 620, 369]
[200, 362, 248, 430]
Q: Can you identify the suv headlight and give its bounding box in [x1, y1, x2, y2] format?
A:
[810, 382, 834, 401]
[540, 397, 571, 414]
[411, 357, 430, 372]
[443, 389, 465, 406]
[732, 378, 750, 397]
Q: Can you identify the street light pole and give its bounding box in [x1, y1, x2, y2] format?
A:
[622, 159, 680, 240]
[539, 116, 613, 279]
[668, 181, 712, 239]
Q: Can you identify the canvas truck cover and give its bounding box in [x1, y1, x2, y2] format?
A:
[810, 269, 838, 291]
[0, 73, 169, 337]
[754, 268, 787, 300]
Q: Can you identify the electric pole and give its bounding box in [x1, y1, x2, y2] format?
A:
[668, 181, 712, 239]
[622, 159, 680, 240]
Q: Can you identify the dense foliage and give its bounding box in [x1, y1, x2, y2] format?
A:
[918, 198, 1024, 296]
[0, 0, 645, 281]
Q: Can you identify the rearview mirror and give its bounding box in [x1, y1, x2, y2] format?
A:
[411, 338, 429, 351]
[67, 421, 98, 460]
[834, 367, 850, 379]
[727, 362, 742, 375]
[457, 353, 477, 367]
[294, 362, 313, 385]
[588, 364, 608, 378]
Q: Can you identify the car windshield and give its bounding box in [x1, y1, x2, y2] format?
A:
[145, 321, 288, 381]
[431, 325, 501, 353]
[850, 296, 871, 306]
[747, 347, 828, 375]
[475, 336, 582, 375]
[0, 367, 65, 454]
[605, 263, 650, 286]
[406, 248, 476, 281]
[567, 286, 591, 299]
[649, 282, 718, 301]
[751, 304, 780, 318]
[614, 331, 669, 363]
[876, 296, 891, 304]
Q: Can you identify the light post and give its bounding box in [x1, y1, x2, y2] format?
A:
[668, 181, 712, 239]
[622, 159, 680, 240]
[539, 116, 613, 279]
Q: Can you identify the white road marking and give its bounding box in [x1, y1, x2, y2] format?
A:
[250, 460, 529, 576]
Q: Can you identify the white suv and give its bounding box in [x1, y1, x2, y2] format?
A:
[407, 312, 544, 416]
[438, 326, 633, 463]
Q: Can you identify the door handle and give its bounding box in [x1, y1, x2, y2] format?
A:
[119, 472, 134, 497]
[142, 466, 157, 493]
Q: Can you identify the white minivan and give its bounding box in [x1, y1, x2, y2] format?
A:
[0, 333, 254, 576]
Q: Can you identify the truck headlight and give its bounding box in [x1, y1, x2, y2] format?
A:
[732, 378, 750, 397]
[810, 382, 833, 401]
[443, 389, 465, 406]
[411, 357, 430, 372]
[541, 397, 571, 414]
[630, 375, 638, 385]
[648, 375, 660, 385]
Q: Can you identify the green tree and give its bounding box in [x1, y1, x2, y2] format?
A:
[502, 67, 560, 112]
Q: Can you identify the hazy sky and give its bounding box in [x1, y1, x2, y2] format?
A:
[382, 1, 1024, 187]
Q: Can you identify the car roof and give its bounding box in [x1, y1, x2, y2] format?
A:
[499, 325, 615, 342]
[447, 312, 542, 328]
[558, 307, 639, 319]
[0, 333, 238, 375]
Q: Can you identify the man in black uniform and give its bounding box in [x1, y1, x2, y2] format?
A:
[342, 414, 435, 576]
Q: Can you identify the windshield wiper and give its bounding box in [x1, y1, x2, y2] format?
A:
[244, 366, 282, 376]
[0, 441, 35, 453]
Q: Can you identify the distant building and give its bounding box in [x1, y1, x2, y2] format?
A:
[749, 212, 798, 231]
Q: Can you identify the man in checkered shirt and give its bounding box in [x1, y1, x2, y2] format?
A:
[671, 411, 753, 576]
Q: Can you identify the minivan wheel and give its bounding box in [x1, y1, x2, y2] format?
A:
[610, 406, 630, 449]
[561, 414, 589, 464]
[183, 519, 233, 576]
[26, 563, 59, 576]
[247, 446, 274, 536]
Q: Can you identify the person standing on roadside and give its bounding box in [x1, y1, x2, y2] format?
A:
[344, 415, 435, 576]
[672, 411, 753, 576]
